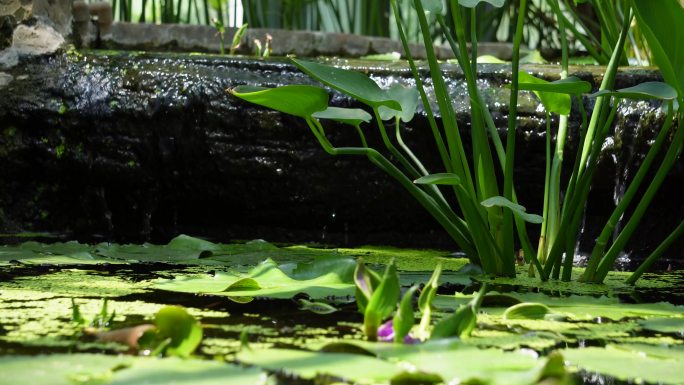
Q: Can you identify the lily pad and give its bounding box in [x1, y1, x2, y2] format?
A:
[154, 257, 355, 301]
[236, 347, 402, 384]
[0, 354, 265, 385]
[562, 345, 684, 385]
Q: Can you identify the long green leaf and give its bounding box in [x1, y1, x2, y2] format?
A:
[230, 85, 328, 118]
[481, 196, 543, 224]
[589, 82, 678, 101]
[414, 173, 461, 185]
[364, 261, 400, 340]
[632, 0, 684, 99]
[393, 285, 419, 343]
[313, 107, 372, 126]
[291, 59, 401, 110]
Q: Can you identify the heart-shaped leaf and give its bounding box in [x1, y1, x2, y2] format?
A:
[421, 0, 444, 13]
[516, 72, 572, 115]
[459, 0, 505, 8]
[292, 59, 401, 110]
[230, 85, 328, 118]
[378, 84, 419, 122]
[589, 82, 678, 101]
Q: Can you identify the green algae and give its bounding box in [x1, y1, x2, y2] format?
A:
[0, 239, 682, 385]
[5, 270, 150, 297]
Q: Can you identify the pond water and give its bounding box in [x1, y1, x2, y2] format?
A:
[0, 236, 682, 385]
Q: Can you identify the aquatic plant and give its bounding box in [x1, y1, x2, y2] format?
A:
[231, 0, 682, 283]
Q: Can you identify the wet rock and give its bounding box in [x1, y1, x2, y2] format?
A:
[0, 51, 680, 265]
[11, 24, 64, 56]
[0, 71, 10, 87]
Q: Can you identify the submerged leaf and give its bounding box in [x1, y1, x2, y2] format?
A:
[299, 299, 338, 315]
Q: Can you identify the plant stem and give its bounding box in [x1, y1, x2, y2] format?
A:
[592, 109, 684, 282]
[626, 220, 684, 285]
[582, 101, 674, 280]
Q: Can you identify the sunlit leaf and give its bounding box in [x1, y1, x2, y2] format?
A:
[481, 196, 543, 224]
[503, 302, 551, 320]
[313, 107, 372, 126]
[153, 306, 203, 358]
[632, 0, 684, 99]
[421, 0, 444, 13]
[414, 173, 461, 185]
[430, 304, 477, 339]
[230, 85, 328, 118]
[360, 52, 401, 61]
[292, 59, 401, 110]
[589, 82, 678, 101]
[459, 0, 505, 8]
[516, 72, 571, 115]
[155, 258, 355, 300]
[477, 55, 507, 64]
[518, 76, 591, 95]
[378, 84, 419, 122]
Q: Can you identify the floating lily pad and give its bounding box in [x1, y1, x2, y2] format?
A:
[236, 347, 402, 384]
[562, 345, 684, 385]
[0, 354, 265, 385]
[154, 257, 355, 301]
[639, 317, 684, 334]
